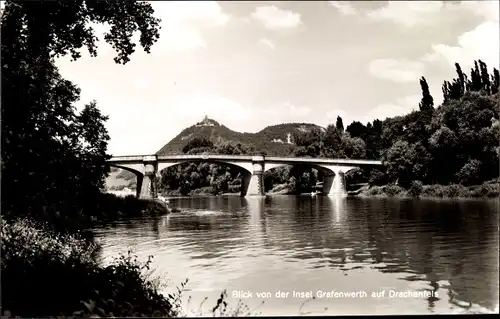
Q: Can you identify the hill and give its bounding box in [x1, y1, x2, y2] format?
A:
[155, 116, 322, 156]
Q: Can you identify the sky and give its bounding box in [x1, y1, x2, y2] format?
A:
[52, 1, 500, 156]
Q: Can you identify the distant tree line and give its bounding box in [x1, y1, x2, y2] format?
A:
[158, 59, 499, 195]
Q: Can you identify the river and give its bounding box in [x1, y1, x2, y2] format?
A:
[93, 196, 499, 316]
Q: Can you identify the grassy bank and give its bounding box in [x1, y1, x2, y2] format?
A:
[359, 179, 499, 199]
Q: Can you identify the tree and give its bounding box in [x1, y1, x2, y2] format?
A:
[1, 1, 161, 226]
[418, 77, 434, 112]
[455, 159, 481, 186]
[468, 61, 483, 92]
[322, 124, 342, 157]
[341, 135, 366, 159]
[182, 137, 214, 153]
[491, 68, 500, 94]
[479, 60, 491, 94]
[346, 121, 367, 139]
[336, 116, 344, 133]
[384, 140, 425, 187]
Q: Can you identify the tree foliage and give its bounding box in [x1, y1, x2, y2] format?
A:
[1, 0, 161, 226]
[418, 76, 434, 112]
[336, 116, 344, 133]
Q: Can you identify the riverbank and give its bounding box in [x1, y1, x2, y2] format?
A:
[157, 180, 499, 199]
[63, 193, 171, 233]
[357, 179, 499, 199]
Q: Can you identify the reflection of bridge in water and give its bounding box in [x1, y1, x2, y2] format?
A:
[107, 154, 383, 198]
[99, 196, 498, 314]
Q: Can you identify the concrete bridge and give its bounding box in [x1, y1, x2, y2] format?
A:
[107, 154, 383, 198]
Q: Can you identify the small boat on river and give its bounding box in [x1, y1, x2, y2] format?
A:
[157, 196, 181, 213]
[158, 195, 170, 204]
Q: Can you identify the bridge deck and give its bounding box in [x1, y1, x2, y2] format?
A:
[108, 154, 382, 165]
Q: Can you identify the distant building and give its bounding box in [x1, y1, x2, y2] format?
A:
[196, 115, 216, 127]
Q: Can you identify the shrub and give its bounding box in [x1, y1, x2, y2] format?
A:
[408, 180, 424, 197]
[272, 183, 290, 193]
[443, 184, 470, 197]
[228, 184, 241, 193]
[189, 186, 216, 196]
[384, 184, 405, 197]
[422, 184, 446, 198]
[368, 169, 387, 186]
[365, 186, 384, 196]
[471, 183, 499, 198]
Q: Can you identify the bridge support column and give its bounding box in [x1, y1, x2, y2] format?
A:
[136, 175, 144, 198]
[138, 158, 158, 199]
[322, 170, 346, 196]
[241, 156, 265, 196]
[322, 173, 335, 195]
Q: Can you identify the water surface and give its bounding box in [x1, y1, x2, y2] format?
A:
[93, 196, 499, 315]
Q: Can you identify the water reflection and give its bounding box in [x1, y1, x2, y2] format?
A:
[94, 196, 499, 315]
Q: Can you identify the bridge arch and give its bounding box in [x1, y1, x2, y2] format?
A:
[263, 162, 359, 195]
[106, 164, 146, 197]
[156, 159, 254, 196]
[108, 164, 144, 176]
[263, 163, 358, 175]
[157, 159, 252, 176]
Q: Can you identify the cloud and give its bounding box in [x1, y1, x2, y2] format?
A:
[81, 2, 230, 55]
[328, 1, 356, 15]
[367, 1, 498, 91]
[366, 1, 445, 27]
[145, 1, 230, 52]
[366, 1, 499, 28]
[258, 38, 275, 50]
[422, 21, 500, 70]
[368, 59, 425, 82]
[446, 0, 499, 23]
[251, 5, 302, 30]
[151, 1, 229, 28]
[364, 94, 421, 123]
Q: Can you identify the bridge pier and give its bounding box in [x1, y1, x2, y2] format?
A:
[323, 171, 346, 196]
[322, 173, 335, 195]
[138, 158, 158, 199]
[321, 166, 352, 196]
[240, 156, 265, 196]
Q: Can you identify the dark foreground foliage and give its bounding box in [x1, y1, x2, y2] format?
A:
[0, 218, 180, 318]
